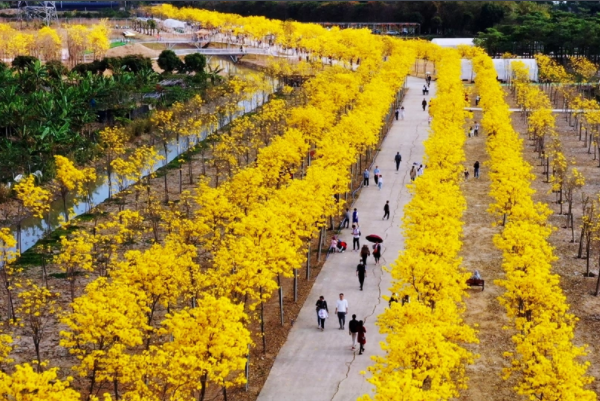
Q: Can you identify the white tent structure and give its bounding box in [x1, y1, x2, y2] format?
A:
[162, 19, 186, 30]
[461, 58, 538, 82]
[432, 38, 474, 48]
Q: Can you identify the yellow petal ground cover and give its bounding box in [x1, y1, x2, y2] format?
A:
[362, 46, 478, 401]
[470, 48, 595, 401]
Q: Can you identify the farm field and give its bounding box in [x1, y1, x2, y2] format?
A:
[1, 3, 600, 401]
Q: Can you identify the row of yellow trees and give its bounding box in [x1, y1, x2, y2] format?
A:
[0, 22, 110, 64]
[511, 60, 585, 242]
[0, 12, 420, 400]
[470, 48, 596, 400]
[363, 45, 478, 400]
[150, 4, 390, 63]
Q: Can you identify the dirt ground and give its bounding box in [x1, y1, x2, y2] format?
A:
[460, 87, 600, 400]
[459, 108, 516, 401]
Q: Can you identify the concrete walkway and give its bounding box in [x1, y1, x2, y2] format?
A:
[257, 76, 433, 401]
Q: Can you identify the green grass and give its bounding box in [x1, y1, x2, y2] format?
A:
[110, 41, 127, 49]
[49, 271, 85, 279]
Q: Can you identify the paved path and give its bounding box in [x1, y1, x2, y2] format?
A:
[257, 76, 433, 401]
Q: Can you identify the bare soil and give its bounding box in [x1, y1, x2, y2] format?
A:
[459, 108, 516, 401]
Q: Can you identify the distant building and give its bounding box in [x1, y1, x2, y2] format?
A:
[431, 38, 475, 48]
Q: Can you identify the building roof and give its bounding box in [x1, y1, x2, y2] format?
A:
[431, 38, 474, 48]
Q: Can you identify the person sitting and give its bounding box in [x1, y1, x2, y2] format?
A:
[328, 236, 338, 254]
[337, 239, 347, 253]
[470, 270, 482, 280]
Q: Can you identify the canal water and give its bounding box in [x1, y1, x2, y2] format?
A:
[15, 59, 274, 253]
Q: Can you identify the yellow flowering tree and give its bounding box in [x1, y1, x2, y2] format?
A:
[53, 155, 96, 220]
[13, 174, 51, 252]
[14, 280, 60, 370]
[0, 228, 18, 321]
[60, 278, 150, 399]
[0, 364, 80, 401]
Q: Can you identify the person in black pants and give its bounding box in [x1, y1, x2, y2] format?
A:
[315, 296, 328, 331]
[356, 261, 366, 290]
[341, 208, 350, 228]
[360, 245, 370, 266]
[395, 152, 402, 171]
[352, 225, 361, 251]
[383, 201, 390, 220]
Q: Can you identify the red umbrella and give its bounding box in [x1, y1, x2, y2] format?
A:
[366, 234, 383, 243]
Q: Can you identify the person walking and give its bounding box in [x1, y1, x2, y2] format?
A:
[474, 121, 480, 137]
[378, 175, 383, 190]
[421, 98, 427, 111]
[395, 107, 399, 120]
[356, 260, 366, 290]
[315, 296, 328, 331]
[468, 126, 474, 137]
[373, 242, 381, 264]
[357, 321, 366, 355]
[417, 164, 424, 177]
[464, 168, 470, 180]
[349, 315, 359, 350]
[474, 161, 480, 178]
[475, 95, 480, 106]
[422, 84, 427, 95]
[341, 208, 350, 228]
[400, 106, 405, 120]
[394, 152, 402, 171]
[352, 224, 361, 251]
[374, 166, 380, 185]
[352, 208, 359, 226]
[360, 244, 370, 266]
[335, 293, 349, 330]
[410, 166, 416, 181]
[363, 169, 369, 187]
[383, 200, 390, 220]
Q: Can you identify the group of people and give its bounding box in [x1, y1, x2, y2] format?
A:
[467, 122, 480, 137]
[394, 106, 405, 121]
[363, 167, 384, 190]
[315, 294, 367, 354]
[409, 163, 424, 181]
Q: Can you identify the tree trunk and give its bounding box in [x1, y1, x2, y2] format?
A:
[114, 378, 119, 400]
[578, 225, 586, 258]
[278, 274, 283, 326]
[306, 243, 311, 280]
[260, 286, 266, 353]
[317, 227, 323, 262]
[199, 371, 208, 401]
[586, 236, 592, 274]
[293, 268, 298, 302]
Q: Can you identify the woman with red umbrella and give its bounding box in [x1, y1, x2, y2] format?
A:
[366, 235, 383, 264]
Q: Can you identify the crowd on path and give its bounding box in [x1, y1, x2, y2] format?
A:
[310, 73, 484, 361]
[317, 147, 412, 355]
[315, 294, 367, 354]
